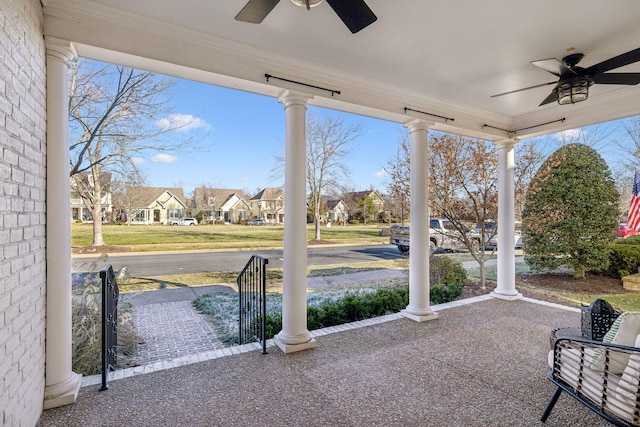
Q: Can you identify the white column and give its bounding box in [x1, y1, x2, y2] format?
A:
[44, 37, 82, 409]
[274, 90, 317, 353]
[490, 138, 523, 300]
[402, 119, 438, 322]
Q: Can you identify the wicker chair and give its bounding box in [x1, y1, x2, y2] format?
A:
[542, 326, 640, 426]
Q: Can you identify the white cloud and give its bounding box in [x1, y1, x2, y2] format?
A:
[156, 113, 212, 132]
[151, 153, 178, 163]
[373, 169, 389, 179]
[553, 128, 586, 142]
[131, 156, 145, 165]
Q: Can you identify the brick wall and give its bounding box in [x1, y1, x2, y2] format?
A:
[0, 0, 47, 425]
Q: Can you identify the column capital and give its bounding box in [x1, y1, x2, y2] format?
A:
[45, 37, 76, 62]
[493, 137, 519, 149]
[403, 118, 434, 132]
[278, 89, 314, 107]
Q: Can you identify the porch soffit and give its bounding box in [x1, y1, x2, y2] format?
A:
[43, 0, 640, 140]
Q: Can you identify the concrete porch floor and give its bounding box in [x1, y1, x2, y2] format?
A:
[37, 297, 604, 426]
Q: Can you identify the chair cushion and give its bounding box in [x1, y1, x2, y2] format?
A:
[590, 312, 640, 374]
[550, 347, 605, 406]
[607, 333, 640, 425]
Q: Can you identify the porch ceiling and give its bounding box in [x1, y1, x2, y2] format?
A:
[43, 0, 640, 140]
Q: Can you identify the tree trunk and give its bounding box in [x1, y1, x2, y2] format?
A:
[90, 166, 105, 246]
[91, 208, 105, 246]
[314, 213, 321, 240]
[479, 258, 486, 290]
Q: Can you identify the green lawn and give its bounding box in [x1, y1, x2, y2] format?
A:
[74, 223, 640, 312]
[72, 223, 390, 251]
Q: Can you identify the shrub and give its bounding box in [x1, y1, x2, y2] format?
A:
[264, 281, 461, 340]
[200, 257, 468, 344]
[430, 256, 468, 285]
[430, 283, 464, 304]
[72, 278, 140, 375]
[606, 243, 640, 278]
[522, 143, 618, 278]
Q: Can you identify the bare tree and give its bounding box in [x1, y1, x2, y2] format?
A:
[429, 133, 499, 288]
[306, 115, 362, 239]
[515, 139, 547, 219]
[69, 59, 208, 246]
[272, 114, 363, 240]
[616, 117, 640, 172]
[386, 132, 545, 288]
[111, 170, 148, 226]
[385, 134, 410, 225]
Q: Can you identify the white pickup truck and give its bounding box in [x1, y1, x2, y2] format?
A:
[389, 218, 481, 253]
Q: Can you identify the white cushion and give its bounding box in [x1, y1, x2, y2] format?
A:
[590, 312, 640, 374]
[607, 333, 640, 424]
[550, 347, 605, 406]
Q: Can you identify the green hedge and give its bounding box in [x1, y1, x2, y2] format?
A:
[265, 282, 463, 339]
[607, 243, 640, 278]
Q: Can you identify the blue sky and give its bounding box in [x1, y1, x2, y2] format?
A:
[133, 74, 636, 199]
[140, 78, 406, 198]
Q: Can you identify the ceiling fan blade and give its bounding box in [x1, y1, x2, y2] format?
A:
[531, 58, 574, 77]
[538, 91, 559, 106]
[586, 47, 640, 76]
[490, 81, 556, 98]
[235, 0, 280, 23]
[325, 0, 377, 34]
[591, 72, 640, 85]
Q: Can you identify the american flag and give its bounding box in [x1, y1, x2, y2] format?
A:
[627, 171, 640, 231]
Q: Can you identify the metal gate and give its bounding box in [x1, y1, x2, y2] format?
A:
[100, 264, 119, 390]
[237, 255, 268, 354]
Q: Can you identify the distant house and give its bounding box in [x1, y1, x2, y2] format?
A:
[323, 197, 349, 224]
[251, 187, 284, 224]
[192, 187, 250, 224]
[70, 172, 113, 223]
[116, 187, 188, 225]
[344, 190, 386, 222]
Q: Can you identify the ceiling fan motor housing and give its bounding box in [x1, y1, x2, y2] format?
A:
[562, 53, 585, 68]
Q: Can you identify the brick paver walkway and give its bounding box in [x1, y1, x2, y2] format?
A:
[132, 301, 225, 365]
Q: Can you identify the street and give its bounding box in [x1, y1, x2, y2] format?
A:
[71, 244, 405, 277]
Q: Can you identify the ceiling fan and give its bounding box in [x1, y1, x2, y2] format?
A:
[491, 47, 640, 106]
[235, 0, 377, 34]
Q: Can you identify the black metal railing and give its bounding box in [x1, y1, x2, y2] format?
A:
[237, 255, 268, 354]
[99, 264, 119, 390]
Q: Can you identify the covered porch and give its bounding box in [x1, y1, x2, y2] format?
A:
[37, 0, 640, 414]
[38, 297, 601, 426]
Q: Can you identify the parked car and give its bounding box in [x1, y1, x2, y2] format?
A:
[170, 218, 197, 226]
[476, 220, 523, 249]
[245, 219, 266, 226]
[617, 223, 638, 238]
[389, 217, 481, 253]
[488, 222, 524, 249]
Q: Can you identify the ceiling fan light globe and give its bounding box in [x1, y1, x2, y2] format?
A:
[290, 0, 323, 8]
[557, 78, 590, 105]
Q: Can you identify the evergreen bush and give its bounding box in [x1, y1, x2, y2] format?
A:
[607, 243, 640, 278]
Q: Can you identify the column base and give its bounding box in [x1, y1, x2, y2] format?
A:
[401, 309, 439, 323]
[490, 290, 523, 301]
[274, 333, 317, 354]
[43, 372, 82, 410]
